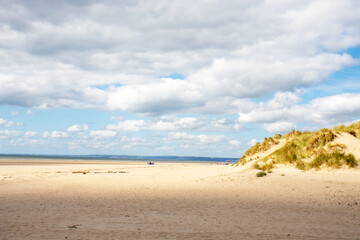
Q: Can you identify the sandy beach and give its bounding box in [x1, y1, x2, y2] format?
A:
[0, 159, 360, 239]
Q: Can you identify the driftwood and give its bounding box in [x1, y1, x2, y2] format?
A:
[72, 171, 89, 174]
[68, 224, 82, 229]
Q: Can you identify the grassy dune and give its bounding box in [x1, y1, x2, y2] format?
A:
[236, 121, 360, 170]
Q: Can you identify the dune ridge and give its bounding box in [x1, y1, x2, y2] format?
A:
[236, 121, 360, 171]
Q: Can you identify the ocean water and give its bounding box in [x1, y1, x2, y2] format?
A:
[0, 154, 238, 163]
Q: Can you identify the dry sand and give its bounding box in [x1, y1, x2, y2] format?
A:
[335, 132, 360, 159]
[0, 159, 360, 239]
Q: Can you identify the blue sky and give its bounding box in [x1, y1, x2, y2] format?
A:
[1, 0, 360, 157]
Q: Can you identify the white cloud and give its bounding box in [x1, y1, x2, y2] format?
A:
[189, 53, 356, 99]
[106, 116, 240, 132]
[0, 130, 20, 139]
[228, 139, 241, 147]
[263, 122, 296, 134]
[6, 122, 22, 127]
[105, 79, 204, 114]
[168, 132, 225, 144]
[239, 92, 360, 128]
[205, 118, 242, 131]
[107, 120, 145, 132]
[104, 53, 356, 114]
[303, 93, 360, 124]
[67, 124, 89, 133]
[266, 91, 302, 109]
[238, 91, 303, 123]
[150, 116, 204, 131]
[43, 131, 69, 138]
[0, 1, 358, 115]
[107, 116, 204, 131]
[247, 139, 258, 146]
[24, 131, 37, 137]
[0, 118, 6, 125]
[0, 117, 22, 127]
[90, 130, 117, 138]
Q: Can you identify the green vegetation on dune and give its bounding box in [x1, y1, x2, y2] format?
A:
[256, 171, 267, 177]
[237, 121, 360, 170]
[310, 152, 357, 169]
[333, 121, 360, 137]
[236, 136, 280, 166]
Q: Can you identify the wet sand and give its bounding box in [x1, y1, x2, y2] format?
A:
[0, 159, 359, 239]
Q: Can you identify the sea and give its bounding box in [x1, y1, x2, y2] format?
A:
[0, 154, 238, 163]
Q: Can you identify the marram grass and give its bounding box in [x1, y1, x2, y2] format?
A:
[237, 121, 360, 170]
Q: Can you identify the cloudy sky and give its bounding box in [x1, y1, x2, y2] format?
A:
[1, 0, 360, 157]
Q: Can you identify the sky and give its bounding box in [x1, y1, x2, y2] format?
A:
[1, 0, 360, 157]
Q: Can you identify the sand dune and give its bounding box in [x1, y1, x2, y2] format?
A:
[335, 132, 360, 160]
[238, 138, 286, 169]
[237, 121, 360, 170]
[1, 160, 360, 239]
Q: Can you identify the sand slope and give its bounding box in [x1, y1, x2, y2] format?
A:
[246, 138, 286, 162]
[335, 132, 360, 159]
[237, 138, 286, 167]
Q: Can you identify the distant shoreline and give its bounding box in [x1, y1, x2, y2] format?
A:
[0, 154, 238, 164]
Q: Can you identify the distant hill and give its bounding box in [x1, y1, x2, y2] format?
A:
[236, 121, 360, 170]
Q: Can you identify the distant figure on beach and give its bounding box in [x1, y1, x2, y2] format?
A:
[147, 162, 154, 165]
